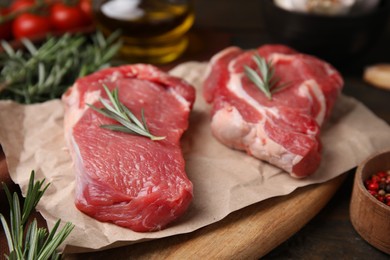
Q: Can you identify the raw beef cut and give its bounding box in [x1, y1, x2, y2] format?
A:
[62, 64, 195, 232]
[203, 45, 343, 178]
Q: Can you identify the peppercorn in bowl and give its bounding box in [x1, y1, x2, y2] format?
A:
[350, 149, 390, 254]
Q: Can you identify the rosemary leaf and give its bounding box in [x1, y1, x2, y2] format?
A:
[141, 109, 150, 132]
[123, 105, 146, 131]
[2, 180, 13, 207]
[22, 38, 38, 55]
[1, 40, 15, 56]
[106, 87, 121, 113]
[88, 85, 165, 141]
[0, 214, 14, 252]
[11, 192, 22, 248]
[100, 124, 137, 134]
[26, 220, 39, 260]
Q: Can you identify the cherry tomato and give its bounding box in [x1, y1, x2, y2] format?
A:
[50, 3, 86, 31]
[12, 13, 51, 39]
[0, 8, 13, 40]
[9, 0, 35, 13]
[78, 0, 93, 24]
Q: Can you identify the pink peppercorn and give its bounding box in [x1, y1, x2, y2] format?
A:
[367, 181, 379, 191]
[378, 171, 387, 178]
[364, 170, 390, 206]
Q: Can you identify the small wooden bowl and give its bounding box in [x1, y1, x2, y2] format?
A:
[350, 150, 390, 254]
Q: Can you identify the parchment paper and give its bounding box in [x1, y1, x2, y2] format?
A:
[0, 62, 390, 253]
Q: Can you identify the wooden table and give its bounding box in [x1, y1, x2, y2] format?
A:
[188, 1, 390, 258]
[108, 1, 390, 257]
[2, 1, 390, 258]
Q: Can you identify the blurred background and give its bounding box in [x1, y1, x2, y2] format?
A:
[192, 0, 390, 71]
[1, 0, 390, 68]
[1, 0, 390, 258]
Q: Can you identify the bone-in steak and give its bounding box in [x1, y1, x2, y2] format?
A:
[203, 45, 343, 178]
[62, 64, 195, 231]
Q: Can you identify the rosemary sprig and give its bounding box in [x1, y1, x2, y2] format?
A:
[244, 53, 287, 100]
[0, 30, 122, 104]
[0, 170, 74, 260]
[88, 85, 165, 141]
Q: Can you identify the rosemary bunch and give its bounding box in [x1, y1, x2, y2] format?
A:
[0, 30, 122, 104]
[0, 170, 74, 260]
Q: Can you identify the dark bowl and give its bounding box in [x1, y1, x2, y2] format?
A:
[261, 0, 390, 65]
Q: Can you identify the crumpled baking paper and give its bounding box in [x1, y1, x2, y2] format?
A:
[0, 62, 389, 253]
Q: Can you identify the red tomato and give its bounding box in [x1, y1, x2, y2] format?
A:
[9, 0, 35, 13]
[78, 0, 93, 24]
[12, 13, 51, 39]
[0, 8, 13, 40]
[50, 3, 86, 31]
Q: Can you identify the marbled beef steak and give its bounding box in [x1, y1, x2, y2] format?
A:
[62, 64, 195, 232]
[203, 45, 343, 178]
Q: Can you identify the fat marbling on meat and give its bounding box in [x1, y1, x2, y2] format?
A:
[203, 45, 343, 178]
[62, 64, 195, 232]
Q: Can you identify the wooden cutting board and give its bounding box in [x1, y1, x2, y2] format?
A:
[64, 175, 345, 259]
[0, 149, 346, 259]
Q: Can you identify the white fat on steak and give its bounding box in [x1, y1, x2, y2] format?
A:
[203, 45, 343, 177]
[211, 105, 301, 173]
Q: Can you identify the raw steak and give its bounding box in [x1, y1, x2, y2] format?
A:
[62, 64, 195, 232]
[203, 45, 343, 178]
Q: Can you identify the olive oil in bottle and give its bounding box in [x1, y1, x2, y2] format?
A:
[93, 0, 194, 64]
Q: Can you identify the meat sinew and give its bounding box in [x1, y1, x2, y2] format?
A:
[203, 45, 343, 178]
[62, 64, 195, 232]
